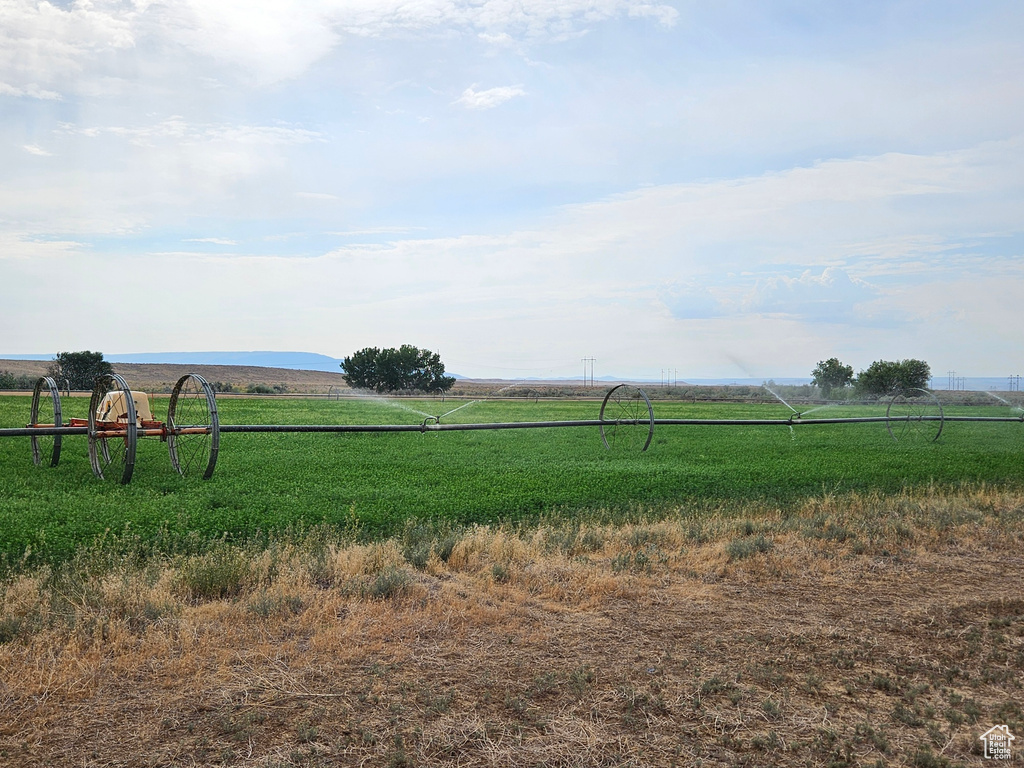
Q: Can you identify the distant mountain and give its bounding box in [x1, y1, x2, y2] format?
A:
[105, 351, 347, 373]
[101, 351, 467, 378]
[0, 352, 1015, 391]
[682, 378, 812, 386]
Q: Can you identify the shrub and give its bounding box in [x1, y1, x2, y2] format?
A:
[726, 534, 773, 561]
[362, 566, 411, 600]
[175, 546, 255, 601]
[0, 371, 36, 390]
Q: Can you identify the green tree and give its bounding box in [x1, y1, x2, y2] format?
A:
[341, 345, 455, 393]
[810, 358, 854, 398]
[855, 359, 931, 396]
[48, 351, 114, 391]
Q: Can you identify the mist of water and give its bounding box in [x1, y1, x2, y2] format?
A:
[984, 391, 1024, 413]
[438, 400, 480, 419]
[985, 391, 1011, 406]
[348, 390, 435, 419]
[762, 383, 799, 414]
[799, 403, 833, 416]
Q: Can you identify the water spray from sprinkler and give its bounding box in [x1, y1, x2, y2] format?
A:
[438, 400, 480, 420]
[763, 383, 800, 416]
[351, 391, 435, 419]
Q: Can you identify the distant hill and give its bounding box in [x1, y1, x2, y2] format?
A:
[103, 351, 348, 373]
[0, 353, 1015, 392]
[101, 351, 468, 378]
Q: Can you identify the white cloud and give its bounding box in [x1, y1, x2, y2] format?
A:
[0, 82, 61, 100]
[540, 137, 1024, 282]
[295, 192, 340, 201]
[184, 237, 237, 245]
[742, 267, 879, 323]
[1, 3, 1022, 377]
[0, 230, 83, 261]
[59, 118, 322, 147]
[0, 117, 328, 235]
[325, 0, 678, 38]
[0, 0, 677, 89]
[454, 84, 526, 110]
[0, 0, 136, 96]
[478, 31, 515, 47]
[627, 3, 678, 26]
[659, 282, 728, 320]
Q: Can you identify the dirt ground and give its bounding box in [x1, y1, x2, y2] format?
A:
[1, 504, 1021, 767]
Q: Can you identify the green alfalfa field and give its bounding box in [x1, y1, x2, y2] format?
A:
[0, 392, 1022, 767]
[0, 393, 1022, 567]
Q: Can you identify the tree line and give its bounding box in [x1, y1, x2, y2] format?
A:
[811, 357, 931, 398]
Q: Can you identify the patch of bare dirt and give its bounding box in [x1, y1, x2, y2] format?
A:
[1, 505, 1022, 767]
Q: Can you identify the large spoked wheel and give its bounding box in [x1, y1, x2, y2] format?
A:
[600, 384, 654, 452]
[30, 376, 63, 467]
[886, 388, 944, 443]
[168, 374, 220, 479]
[88, 374, 137, 484]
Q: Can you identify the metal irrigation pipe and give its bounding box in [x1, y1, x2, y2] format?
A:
[1, 414, 1021, 439]
[218, 420, 609, 433]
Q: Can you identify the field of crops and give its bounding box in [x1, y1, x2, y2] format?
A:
[1, 393, 1021, 568]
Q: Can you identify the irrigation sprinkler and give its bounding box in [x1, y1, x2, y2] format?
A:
[886, 388, 944, 443]
[20, 373, 220, 485]
[599, 384, 655, 452]
[168, 373, 220, 480]
[7, 377, 1024, 485]
[87, 373, 139, 483]
[30, 376, 62, 468]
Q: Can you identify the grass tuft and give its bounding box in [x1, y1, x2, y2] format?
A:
[175, 544, 255, 601]
[725, 534, 773, 560]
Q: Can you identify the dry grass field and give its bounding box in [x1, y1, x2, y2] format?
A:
[0, 358, 803, 401]
[2, 488, 1022, 767]
[0, 358, 594, 398]
[0, 359, 351, 395]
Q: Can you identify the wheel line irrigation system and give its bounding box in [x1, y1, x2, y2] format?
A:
[4, 374, 1022, 485]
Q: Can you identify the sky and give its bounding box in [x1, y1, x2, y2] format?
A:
[2, 0, 1023, 381]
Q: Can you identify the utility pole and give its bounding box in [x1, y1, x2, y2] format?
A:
[581, 357, 596, 388]
[947, 370, 956, 391]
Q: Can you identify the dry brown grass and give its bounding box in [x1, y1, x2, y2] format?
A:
[0, 359, 352, 395]
[1, 488, 1022, 767]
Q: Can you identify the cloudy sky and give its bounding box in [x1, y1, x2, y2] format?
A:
[2, 0, 1022, 380]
